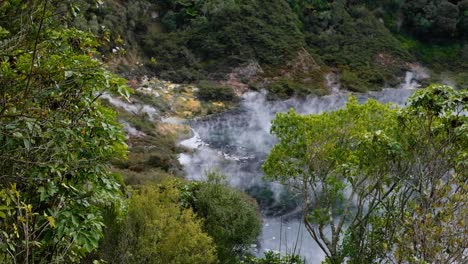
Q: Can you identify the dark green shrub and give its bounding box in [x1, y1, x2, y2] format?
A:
[267, 77, 327, 99]
[196, 80, 238, 101]
[340, 69, 367, 93]
[403, 0, 460, 40]
[455, 72, 468, 89]
[103, 182, 218, 264]
[147, 153, 172, 171]
[190, 172, 262, 263]
[305, 2, 410, 91]
[243, 251, 305, 264]
[267, 79, 303, 99]
[143, 32, 202, 83]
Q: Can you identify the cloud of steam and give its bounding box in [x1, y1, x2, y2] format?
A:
[101, 93, 159, 121]
[120, 121, 146, 138]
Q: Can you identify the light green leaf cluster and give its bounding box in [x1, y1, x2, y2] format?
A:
[0, 1, 130, 262]
[264, 84, 467, 263]
[112, 181, 218, 264]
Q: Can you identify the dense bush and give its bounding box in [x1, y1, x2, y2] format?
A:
[305, 1, 409, 90]
[403, 0, 460, 39]
[196, 80, 238, 101]
[142, 0, 304, 83]
[69, 0, 155, 53]
[106, 182, 217, 264]
[188, 0, 304, 66]
[143, 32, 202, 83]
[243, 251, 305, 264]
[188, 172, 262, 263]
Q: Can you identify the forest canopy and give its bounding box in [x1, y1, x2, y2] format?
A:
[67, 0, 467, 93]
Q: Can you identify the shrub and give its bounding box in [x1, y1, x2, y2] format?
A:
[112, 182, 218, 264]
[196, 80, 238, 102]
[267, 79, 305, 99]
[304, 2, 410, 91]
[189, 172, 262, 263]
[147, 153, 172, 171]
[243, 251, 305, 264]
[340, 69, 367, 93]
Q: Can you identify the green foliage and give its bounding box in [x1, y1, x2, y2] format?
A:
[339, 69, 368, 93]
[0, 0, 129, 262]
[144, 0, 304, 83]
[65, 0, 467, 97]
[305, 2, 410, 91]
[188, 0, 304, 66]
[188, 171, 262, 263]
[390, 85, 467, 263]
[263, 84, 467, 263]
[398, 35, 467, 71]
[144, 32, 202, 83]
[403, 0, 460, 39]
[351, 0, 466, 41]
[69, 0, 155, 54]
[109, 182, 218, 264]
[196, 80, 238, 102]
[243, 251, 305, 264]
[267, 78, 326, 99]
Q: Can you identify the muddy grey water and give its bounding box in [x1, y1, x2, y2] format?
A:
[179, 82, 417, 263]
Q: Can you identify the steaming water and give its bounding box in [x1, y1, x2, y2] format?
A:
[179, 73, 420, 263]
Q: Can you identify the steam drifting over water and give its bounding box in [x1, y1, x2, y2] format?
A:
[179, 76, 419, 263]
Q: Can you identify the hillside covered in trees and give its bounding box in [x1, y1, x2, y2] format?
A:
[71, 0, 467, 95]
[1, 0, 467, 264]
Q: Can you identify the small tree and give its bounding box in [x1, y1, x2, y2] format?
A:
[116, 181, 217, 264]
[264, 85, 467, 263]
[263, 98, 400, 263]
[189, 171, 262, 263]
[390, 85, 467, 263]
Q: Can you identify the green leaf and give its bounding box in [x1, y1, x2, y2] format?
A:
[23, 139, 31, 150]
[65, 70, 74, 78]
[0, 26, 10, 38]
[47, 216, 56, 228]
[13, 131, 23, 138]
